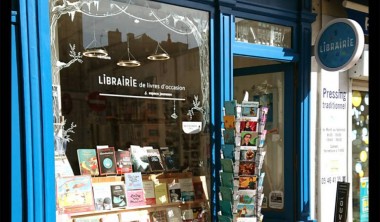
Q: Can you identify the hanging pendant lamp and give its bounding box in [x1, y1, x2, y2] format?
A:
[147, 41, 170, 61]
[117, 40, 141, 67]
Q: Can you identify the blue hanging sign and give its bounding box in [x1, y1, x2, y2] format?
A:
[315, 18, 364, 72]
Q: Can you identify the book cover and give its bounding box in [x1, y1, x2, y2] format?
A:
[236, 203, 255, 217]
[130, 145, 150, 173]
[238, 161, 256, 176]
[224, 100, 237, 116]
[155, 182, 169, 205]
[223, 129, 235, 144]
[219, 186, 233, 201]
[178, 178, 195, 202]
[97, 146, 117, 176]
[193, 181, 205, 200]
[168, 182, 181, 203]
[240, 148, 256, 161]
[77, 149, 99, 176]
[223, 115, 236, 129]
[110, 182, 127, 208]
[221, 144, 234, 160]
[166, 207, 182, 222]
[237, 190, 256, 204]
[147, 149, 165, 172]
[56, 175, 95, 214]
[116, 150, 133, 174]
[219, 200, 233, 217]
[221, 159, 234, 173]
[142, 180, 156, 205]
[238, 176, 257, 190]
[160, 147, 179, 171]
[124, 172, 144, 190]
[150, 210, 167, 222]
[126, 189, 146, 207]
[220, 172, 234, 188]
[92, 182, 113, 210]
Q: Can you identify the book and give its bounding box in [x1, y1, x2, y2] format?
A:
[154, 181, 169, 205]
[223, 115, 236, 129]
[221, 159, 234, 173]
[238, 176, 257, 190]
[116, 150, 133, 174]
[166, 207, 182, 222]
[56, 175, 95, 214]
[110, 182, 127, 208]
[77, 149, 99, 176]
[224, 100, 237, 116]
[168, 182, 181, 202]
[238, 161, 256, 176]
[160, 147, 179, 171]
[142, 180, 156, 205]
[147, 149, 165, 172]
[96, 146, 117, 176]
[130, 145, 150, 173]
[150, 210, 167, 222]
[237, 190, 256, 204]
[178, 178, 195, 201]
[55, 155, 74, 177]
[124, 172, 144, 190]
[126, 189, 146, 207]
[92, 182, 113, 210]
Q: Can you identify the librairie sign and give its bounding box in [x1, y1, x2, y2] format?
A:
[315, 18, 364, 72]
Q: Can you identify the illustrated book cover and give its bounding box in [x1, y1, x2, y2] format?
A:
[130, 145, 150, 173]
[239, 121, 257, 132]
[240, 131, 258, 148]
[77, 148, 99, 176]
[154, 181, 169, 205]
[178, 178, 195, 202]
[147, 149, 165, 172]
[96, 146, 117, 176]
[168, 182, 181, 203]
[238, 161, 256, 176]
[166, 207, 182, 222]
[241, 101, 259, 120]
[239, 147, 256, 161]
[238, 176, 257, 190]
[56, 175, 95, 214]
[236, 203, 255, 217]
[160, 147, 180, 171]
[124, 172, 144, 190]
[110, 182, 127, 208]
[92, 182, 113, 210]
[237, 190, 256, 204]
[116, 149, 133, 174]
[142, 180, 156, 205]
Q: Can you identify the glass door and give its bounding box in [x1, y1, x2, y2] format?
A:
[233, 56, 294, 222]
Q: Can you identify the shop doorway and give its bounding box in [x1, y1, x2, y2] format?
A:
[233, 56, 295, 222]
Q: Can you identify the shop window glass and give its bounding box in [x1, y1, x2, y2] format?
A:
[51, 0, 210, 220]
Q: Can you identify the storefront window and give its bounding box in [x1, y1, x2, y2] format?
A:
[351, 90, 369, 222]
[51, 0, 210, 220]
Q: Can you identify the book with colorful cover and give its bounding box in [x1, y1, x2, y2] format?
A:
[241, 101, 259, 120]
[130, 145, 150, 173]
[110, 182, 127, 208]
[236, 203, 255, 217]
[77, 148, 99, 176]
[240, 147, 256, 161]
[178, 178, 195, 201]
[240, 131, 259, 148]
[142, 180, 156, 205]
[155, 181, 169, 205]
[115, 150, 132, 174]
[92, 182, 113, 211]
[237, 190, 256, 204]
[124, 172, 144, 190]
[56, 175, 95, 214]
[224, 100, 237, 116]
[223, 115, 236, 129]
[239, 120, 258, 132]
[238, 161, 256, 176]
[126, 189, 146, 207]
[96, 146, 117, 176]
[168, 182, 181, 203]
[147, 149, 165, 172]
[238, 176, 257, 190]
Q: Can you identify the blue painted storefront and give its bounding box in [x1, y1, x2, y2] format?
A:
[11, 0, 316, 221]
